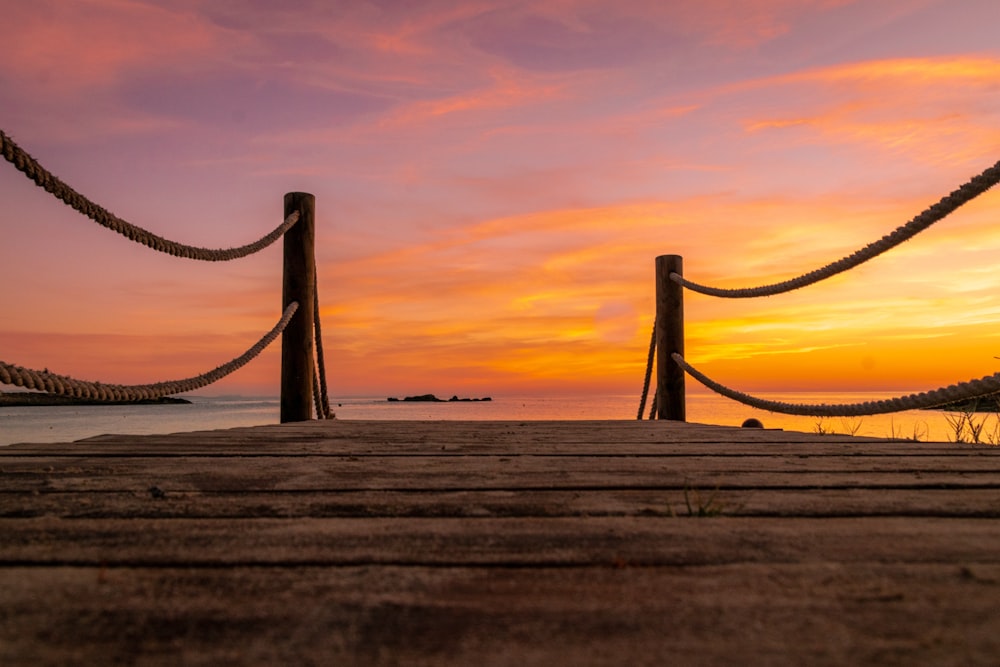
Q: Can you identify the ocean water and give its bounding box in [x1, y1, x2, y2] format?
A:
[1, 391, 996, 446]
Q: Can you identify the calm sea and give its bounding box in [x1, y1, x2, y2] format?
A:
[1, 392, 995, 446]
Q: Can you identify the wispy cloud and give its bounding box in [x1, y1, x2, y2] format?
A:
[2, 0, 233, 93]
[737, 56, 1000, 165]
[2, 1, 999, 398]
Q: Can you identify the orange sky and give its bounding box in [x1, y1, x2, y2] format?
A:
[2, 0, 1000, 398]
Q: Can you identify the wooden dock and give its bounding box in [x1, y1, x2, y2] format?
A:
[2, 419, 1000, 665]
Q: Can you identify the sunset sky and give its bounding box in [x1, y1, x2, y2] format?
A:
[2, 0, 999, 400]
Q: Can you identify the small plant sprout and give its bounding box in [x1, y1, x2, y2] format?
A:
[838, 417, 864, 436]
[813, 418, 833, 435]
[676, 481, 730, 517]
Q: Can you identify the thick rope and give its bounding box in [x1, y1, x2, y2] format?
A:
[0, 129, 299, 261]
[672, 352, 1000, 417]
[312, 370, 324, 419]
[637, 325, 656, 420]
[0, 303, 298, 401]
[672, 159, 1000, 298]
[313, 273, 334, 419]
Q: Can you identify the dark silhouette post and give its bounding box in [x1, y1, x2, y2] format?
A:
[655, 254, 685, 421]
[281, 192, 316, 423]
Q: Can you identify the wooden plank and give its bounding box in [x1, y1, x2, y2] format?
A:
[3, 451, 998, 471]
[0, 419, 917, 451]
[2, 419, 999, 666]
[3, 563, 998, 666]
[10, 438, 985, 456]
[6, 438, 986, 456]
[7, 445, 1000, 482]
[4, 488, 1000, 519]
[2, 469, 997, 494]
[3, 516, 1000, 566]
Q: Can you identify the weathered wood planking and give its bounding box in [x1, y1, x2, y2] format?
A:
[2, 419, 999, 666]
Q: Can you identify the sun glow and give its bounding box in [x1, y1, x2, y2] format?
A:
[2, 2, 999, 398]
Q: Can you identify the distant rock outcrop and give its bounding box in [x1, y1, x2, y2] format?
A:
[387, 394, 492, 403]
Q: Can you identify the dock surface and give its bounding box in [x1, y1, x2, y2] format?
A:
[2, 419, 999, 665]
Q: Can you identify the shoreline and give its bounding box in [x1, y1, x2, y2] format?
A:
[0, 392, 191, 407]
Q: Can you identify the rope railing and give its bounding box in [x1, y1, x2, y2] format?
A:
[312, 274, 334, 419]
[672, 159, 1000, 298]
[636, 325, 656, 420]
[643, 158, 1000, 422]
[0, 129, 299, 261]
[672, 353, 1000, 417]
[0, 303, 298, 402]
[2, 127, 331, 421]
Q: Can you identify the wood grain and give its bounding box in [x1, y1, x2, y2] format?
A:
[2, 419, 998, 666]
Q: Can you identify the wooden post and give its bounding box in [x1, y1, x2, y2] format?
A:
[655, 255, 685, 421]
[281, 192, 316, 423]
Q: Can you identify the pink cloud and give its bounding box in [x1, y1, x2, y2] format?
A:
[378, 66, 572, 128]
[4, 0, 1000, 400]
[2, 0, 237, 93]
[737, 56, 1000, 165]
[656, 0, 859, 49]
